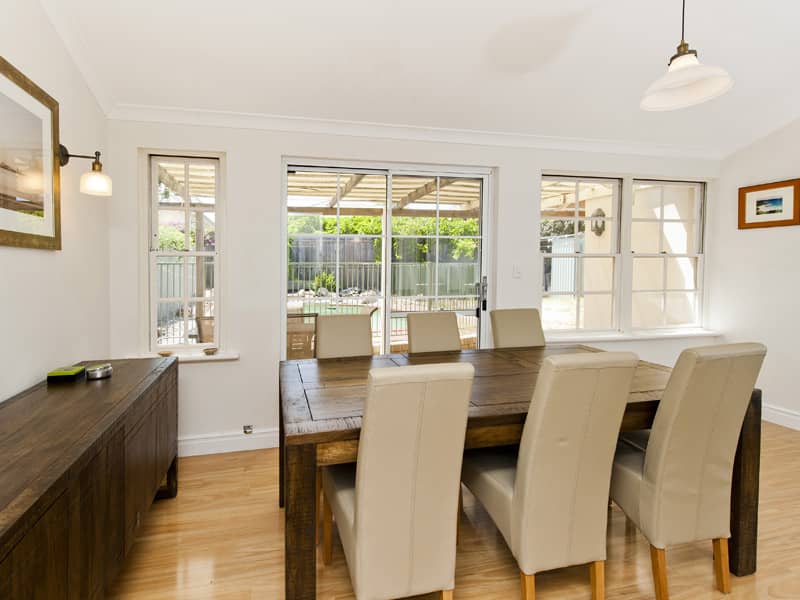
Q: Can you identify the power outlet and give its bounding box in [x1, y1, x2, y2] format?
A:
[243, 424, 254, 435]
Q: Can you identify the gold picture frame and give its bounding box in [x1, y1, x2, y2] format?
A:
[0, 56, 61, 250]
[738, 179, 800, 230]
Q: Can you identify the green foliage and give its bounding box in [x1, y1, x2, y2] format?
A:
[540, 219, 575, 238]
[158, 223, 216, 251]
[312, 271, 336, 291]
[287, 214, 480, 262]
[158, 225, 188, 250]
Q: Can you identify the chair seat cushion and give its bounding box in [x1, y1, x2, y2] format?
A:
[321, 464, 358, 568]
[461, 447, 518, 546]
[610, 442, 645, 526]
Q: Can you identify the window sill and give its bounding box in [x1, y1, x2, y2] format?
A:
[545, 328, 721, 345]
[130, 351, 240, 364]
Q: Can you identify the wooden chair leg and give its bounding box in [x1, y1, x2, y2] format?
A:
[650, 545, 669, 600]
[438, 590, 454, 600]
[590, 560, 605, 600]
[520, 571, 535, 600]
[321, 489, 333, 565]
[713, 538, 731, 593]
[315, 468, 322, 544]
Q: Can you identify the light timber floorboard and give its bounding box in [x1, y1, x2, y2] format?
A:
[109, 422, 800, 599]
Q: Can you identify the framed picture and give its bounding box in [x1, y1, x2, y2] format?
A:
[738, 179, 800, 230]
[0, 57, 61, 250]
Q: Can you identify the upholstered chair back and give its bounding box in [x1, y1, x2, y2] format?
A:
[315, 314, 373, 359]
[407, 311, 462, 353]
[490, 308, 546, 348]
[352, 363, 474, 599]
[512, 352, 639, 574]
[640, 343, 767, 548]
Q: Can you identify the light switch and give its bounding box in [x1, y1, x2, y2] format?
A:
[512, 263, 522, 279]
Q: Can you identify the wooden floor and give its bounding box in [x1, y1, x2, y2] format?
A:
[108, 422, 800, 600]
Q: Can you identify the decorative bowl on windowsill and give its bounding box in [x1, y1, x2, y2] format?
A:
[203, 347, 219, 356]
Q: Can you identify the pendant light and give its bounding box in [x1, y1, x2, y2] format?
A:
[641, 0, 733, 111]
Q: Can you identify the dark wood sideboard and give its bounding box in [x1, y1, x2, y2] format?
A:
[0, 357, 178, 600]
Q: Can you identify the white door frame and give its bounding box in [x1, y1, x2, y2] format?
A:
[280, 158, 494, 358]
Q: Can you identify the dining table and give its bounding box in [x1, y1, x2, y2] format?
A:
[279, 344, 763, 600]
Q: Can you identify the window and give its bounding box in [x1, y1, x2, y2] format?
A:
[540, 176, 621, 331]
[540, 176, 705, 333]
[286, 166, 488, 359]
[631, 180, 704, 328]
[150, 156, 220, 349]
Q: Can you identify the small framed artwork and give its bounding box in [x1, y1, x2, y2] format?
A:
[738, 179, 800, 230]
[0, 56, 61, 250]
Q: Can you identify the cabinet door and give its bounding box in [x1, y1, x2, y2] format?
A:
[105, 429, 126, 588]
[124, 409, 157, 555]
[9, 494, 69, 600]
[0, 554, 10, 599]
[156, 383, 178, 478]
[68, 449, 107, 600]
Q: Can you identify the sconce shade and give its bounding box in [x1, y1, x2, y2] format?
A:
[80, 170, 112, 196]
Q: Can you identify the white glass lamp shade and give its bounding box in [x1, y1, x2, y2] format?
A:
[641, 53, 733, 111]
[80, 169, 112, 196]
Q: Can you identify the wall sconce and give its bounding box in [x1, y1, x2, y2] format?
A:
[58, 144, 112, 197]
[590, 208, 607, 237]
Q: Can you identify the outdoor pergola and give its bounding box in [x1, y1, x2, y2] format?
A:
[540, 178, 615, 218]
[286, 171, 482, 218]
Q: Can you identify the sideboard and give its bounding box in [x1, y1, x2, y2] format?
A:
[0, 357, 178, 599]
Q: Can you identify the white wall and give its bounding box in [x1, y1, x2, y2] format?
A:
[107, 117, 721, 454]
[0, 0, 108, 400]
[707, 117, 800, 430]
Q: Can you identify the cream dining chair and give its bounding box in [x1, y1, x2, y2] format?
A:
[610, 343, 766, 600]
[315, 313, 374, 359]
[406, 311, 462, 353]
[490, 308, 545, 348]
[461, 351, 639, 600]
[321, 363, 475, 600]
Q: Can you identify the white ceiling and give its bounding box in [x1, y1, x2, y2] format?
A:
[41, 0, 800, 158]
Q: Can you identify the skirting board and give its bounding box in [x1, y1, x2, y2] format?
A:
[179, 427, 279, 457]
[763, 403, 800, 431]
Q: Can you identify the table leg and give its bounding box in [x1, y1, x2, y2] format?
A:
[729, 389, 761, 576]
[285, 443, 317, 600]
[279, 399, 285, 508]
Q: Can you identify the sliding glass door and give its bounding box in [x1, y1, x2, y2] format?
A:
[285, 166, 488, 358]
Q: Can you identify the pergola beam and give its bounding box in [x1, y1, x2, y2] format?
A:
[397, 177, 457, 208]
[329, 174, 365, 207]
[288, 205, 478, 219]
[158, 165, 187, 199]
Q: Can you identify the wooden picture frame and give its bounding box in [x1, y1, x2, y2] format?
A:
[738, 179, 800, 230]
[0, 56, 61, 250]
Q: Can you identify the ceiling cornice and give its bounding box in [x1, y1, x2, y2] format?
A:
[109, 103, 724, 160]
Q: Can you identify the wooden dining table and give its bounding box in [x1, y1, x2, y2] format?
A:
[279, 345, 762, 600]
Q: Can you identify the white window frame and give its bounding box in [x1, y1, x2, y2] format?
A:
[541, 175, 707, 335]
[540, 175, 622, 332]
[629, 179, 706, 330]
[148, 155, 223, 351]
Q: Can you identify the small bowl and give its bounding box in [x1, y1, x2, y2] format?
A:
[157, 350, 173, 357]
[203, 347, 219, 356]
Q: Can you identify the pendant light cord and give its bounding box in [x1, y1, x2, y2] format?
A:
[681, 0, 686, 42]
